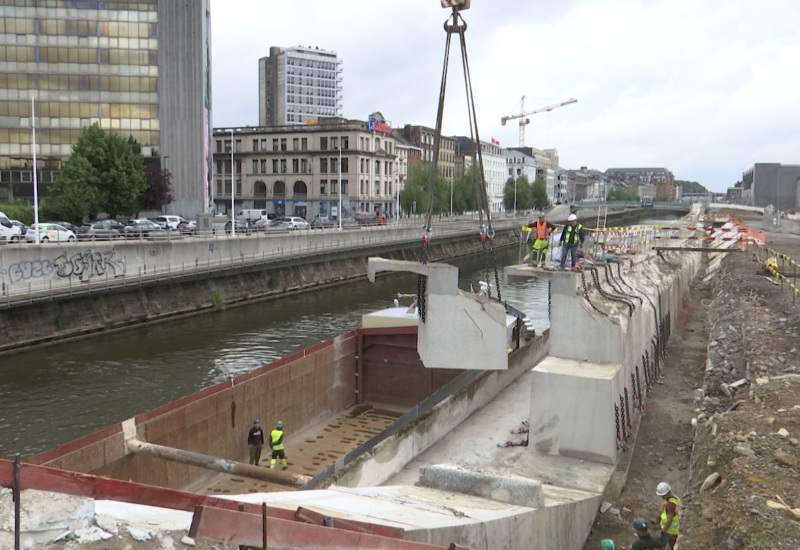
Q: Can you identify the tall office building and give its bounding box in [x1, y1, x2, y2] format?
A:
[0, 0, 212, 217]
[258, 45, 342, 126]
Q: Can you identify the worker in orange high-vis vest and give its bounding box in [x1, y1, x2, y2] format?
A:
[523, 212, 556, 267]
[656, 482, 680, 549]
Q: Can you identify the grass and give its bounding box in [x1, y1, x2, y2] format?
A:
[211, 289, 225, 310]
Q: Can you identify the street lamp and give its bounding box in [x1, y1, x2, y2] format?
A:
[513, 176, 517, 217]
[230, 128, 235, 236]
[338, 141, 342, 231]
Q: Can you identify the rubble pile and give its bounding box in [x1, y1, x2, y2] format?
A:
[681, 238, 800, 549]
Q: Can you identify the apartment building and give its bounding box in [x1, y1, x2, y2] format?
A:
[455, 137, 506, 211]
[605, 167, 676, 201]
[401, 124, 455, 180]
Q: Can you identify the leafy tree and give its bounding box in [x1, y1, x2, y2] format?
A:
[49, 124, 146, 221]
[676, 180, 707, 194]
[0, 201, 33, 225]
[452, 162, 482, 213]
[47, 156, 101, 224]
[531, 176, 549, 209]
[503, 174, 534, 211]
[400, 162, 450, 215]
[140, 162, 173, 213]
[606, 187, 640, 201]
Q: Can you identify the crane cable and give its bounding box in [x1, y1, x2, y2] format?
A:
[418, 7, 501, 324]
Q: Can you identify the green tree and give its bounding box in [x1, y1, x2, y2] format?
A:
[399, 162, 451, 215]
[47, 156, 101, 224]
[503, 174, 534, 212]
[49, 124, 146, 221]
[606, 187, 640, 201]
[452, 162, 482, 213]
[531, 176, 549, 209]
[676, 180, 707, 194]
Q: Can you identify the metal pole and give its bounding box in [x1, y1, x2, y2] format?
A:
[31, 97, 40, 244]
[14, 454, 21, 550]
[262, 502, 268, 550]
[338, 142, 342, 230]
[230, 129, 235, 237]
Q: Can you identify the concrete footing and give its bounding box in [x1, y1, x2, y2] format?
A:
[419, 464, 544, 508]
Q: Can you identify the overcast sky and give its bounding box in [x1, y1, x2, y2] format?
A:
[211, 0, 800, 192]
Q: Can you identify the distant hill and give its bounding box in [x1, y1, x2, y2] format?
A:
[677, 180, 708, 194]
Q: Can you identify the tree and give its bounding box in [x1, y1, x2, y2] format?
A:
[452, 162, 482, 213]
[400, 162, 449, 215]
[676, 180, 707, 194]
[503, 174, 534, 212]
[47, 156, 101, 224]
[140, 162, 173, 213]
[531, 176, 549, 209]
[606, 187, 640, 201]
[49, 124, 146, 221]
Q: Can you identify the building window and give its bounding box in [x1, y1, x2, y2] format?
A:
[272, 138, 278, 151]
[216, 179, 222, 195]
[236, 180, 242, 194]
[341, 180, 348, 194]
[280, 138, 287, 152]
[252, 159, 258, 174]
[320, 137, 328, 150]
[331, 137, 338, 150]
[320, 180, 327, 195]
[301, 138, 308, 151]
[252, 139, 258, 152]
[280, 159, 287, 173]
[341, 137, 349, 150]
[260, 139, 267, 151]
[272, 159, 278, 173]
[216, 140, 222, 153]
[341, 158, 348, 174]
[360, 137, 365, 150]
[360, 180, 365, 195]
[374, 182, 380, 195]
[320, 158, 328, 173]
[292, 159, 299, 173]
[331, 158, 338, 174]
[374, 160, 380, 175]
[293, 137, 299, 151]
[261, 159, 267, 173]
[301, 159, 309, 173]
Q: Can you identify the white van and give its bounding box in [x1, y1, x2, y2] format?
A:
[0, 211, 22, 243]
[237, 209, 270, 222]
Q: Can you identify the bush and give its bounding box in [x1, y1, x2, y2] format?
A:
[0, 202, 34, 225]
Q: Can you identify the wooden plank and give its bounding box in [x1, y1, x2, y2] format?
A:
[189, 506, 465, 550]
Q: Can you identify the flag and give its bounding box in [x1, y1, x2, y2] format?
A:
[491, 137, 500, 145]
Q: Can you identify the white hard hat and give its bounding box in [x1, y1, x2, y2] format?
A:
[656, 482, 671, 496]
[568, 214, 577, 221]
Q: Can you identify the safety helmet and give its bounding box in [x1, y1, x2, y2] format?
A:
[538, 212, 546, 219]
[600, 539, 617, 550]
[253, 419, 260, 424]
[276, 420, 284, 429]
[568, 213, 577, 221]
[632, 517, 648, 530]
[656, 482, 671, 496]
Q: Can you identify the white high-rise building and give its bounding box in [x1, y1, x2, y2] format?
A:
[259, 46, 342, 126]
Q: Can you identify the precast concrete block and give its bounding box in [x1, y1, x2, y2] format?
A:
[528, 357, 623, 464]
[419, 464, 544, 507]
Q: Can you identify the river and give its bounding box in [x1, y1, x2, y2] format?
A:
[0, 244, 551, 458]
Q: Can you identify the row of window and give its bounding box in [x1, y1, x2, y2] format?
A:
[286, 96, 336, 108]
[285, 75, 338, 88]
[215, 135, 401, 157]
[214, 179, 351, 197]
[286, 57, 338, 70]
[5, 1, 159, 13]
[0, 46, 156, 65]
[0, 73, 157, 93]
[287, 110, 336, 120]
[0, 18, 157, 38]
[0, 100, 158, 119]
[0, 127, 158, 145]
[286, 86, 337, 98]
[0, 169, 59, 183]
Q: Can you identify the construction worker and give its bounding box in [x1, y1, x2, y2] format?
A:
[600, 539, 617, 549]
[523, 212, 556, 267]
[656, 482, 680, 549]
[630, 518, 661, 549]
[247, 419, 264, 466]
[269, 420, 288, 470]
[559, 213, 585, 269]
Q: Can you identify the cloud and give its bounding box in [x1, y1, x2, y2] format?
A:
[211, 0, 800, 192]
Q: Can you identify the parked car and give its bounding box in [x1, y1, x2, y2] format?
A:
[310, 216, 335, 229]
[123, 219, 166, 238]
[224, 219, 250, 235]
[155, 215, 186, 230]
[282, 216, 310, 230]
[251, 218, 275, 232]
[53, 221, 80, 233]
[105, 219, 129, 232]
[354, 212, 378, 226]
[25, 223, 76, 243]
[0, 212, 22, 242]
[177, 220, 197, 235]
[76, 220, 121, 241]
[10, 220, 28, 235]
[340, 217, 362, 230]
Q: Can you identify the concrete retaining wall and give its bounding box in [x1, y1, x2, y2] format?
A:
[0, 231, 517, 353]
[30, 332, 358, 489]
[528, 251, 702, 464]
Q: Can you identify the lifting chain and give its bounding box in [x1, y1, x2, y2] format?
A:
[618, 396, 628, 451]
[624, 387, 633, 437]
[548, 280, 552, 319]
[588, 267, 636, 316]
[630, 372, 639, 410]
[606, 263, 643, 304]
[580, 269, 605, 315]
[644, 351, 652, 396]
[614, 403, 623, 451]
[635, 365, 645, 415]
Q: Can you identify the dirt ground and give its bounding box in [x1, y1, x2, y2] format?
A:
[584, 213, 800, 550]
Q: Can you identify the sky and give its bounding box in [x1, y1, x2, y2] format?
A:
[210, 0, 800, 193]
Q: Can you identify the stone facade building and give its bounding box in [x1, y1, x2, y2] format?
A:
[401, 125, 455, 181]
[213, 117, 398, 219]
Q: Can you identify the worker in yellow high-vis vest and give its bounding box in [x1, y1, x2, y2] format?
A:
[656, 482, 680, 549]
[269, 420, 287, 470]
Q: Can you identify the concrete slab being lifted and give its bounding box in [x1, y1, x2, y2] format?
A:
[368, 257, 509, 370]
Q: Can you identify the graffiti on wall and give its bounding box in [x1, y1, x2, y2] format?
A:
[2, 250, 127, 285]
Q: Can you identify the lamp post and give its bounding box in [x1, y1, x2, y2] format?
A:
[513, 176, 517, 217]
[338, 141, 342, 231]
[230, 129, 235, 236]
[31, 96, 39, 244]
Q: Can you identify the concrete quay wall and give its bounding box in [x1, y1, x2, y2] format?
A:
[0, 230, 517, 353]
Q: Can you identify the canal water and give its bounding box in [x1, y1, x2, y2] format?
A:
[0, 245, 550, 458]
